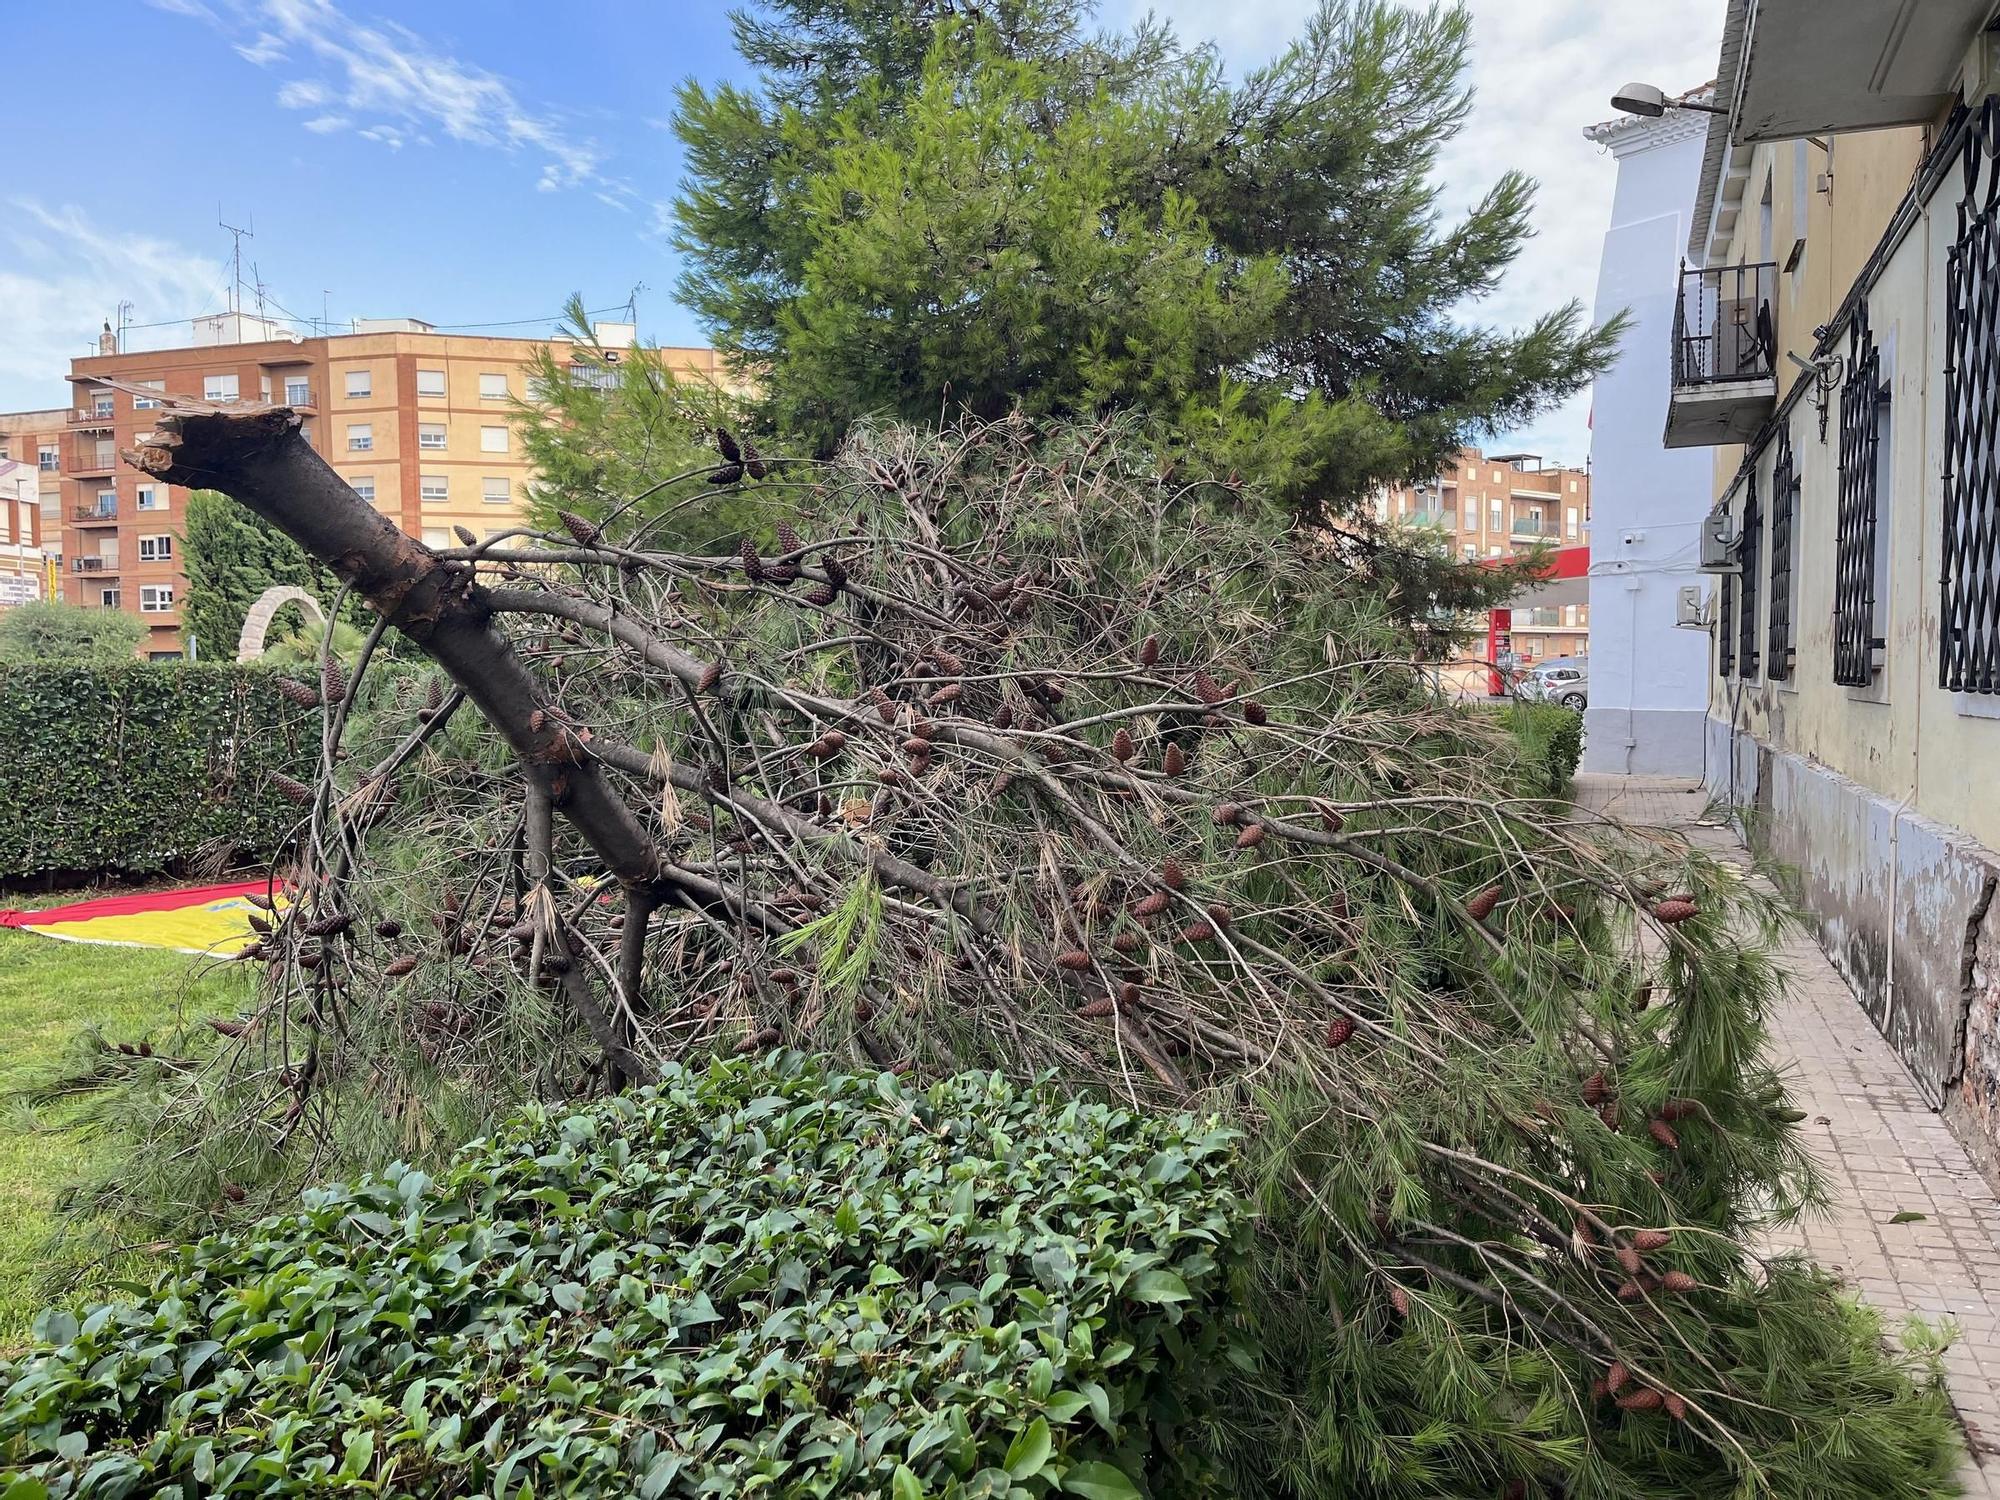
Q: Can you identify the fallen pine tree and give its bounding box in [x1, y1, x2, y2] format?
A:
[10, 401, 1963, 1497]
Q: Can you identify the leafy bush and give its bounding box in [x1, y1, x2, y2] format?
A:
[1502, 699, 1584, 795]
[0, 601, 143, 667]
[0, 1055, 1247, 1498]
[0, 663, 312, 880]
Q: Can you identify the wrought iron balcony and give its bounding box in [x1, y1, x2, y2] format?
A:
[71, 499, 118, 524]
[1665, 261, 1778, 449]
[73, 556, 117, 573]
[63, 435, 118, 474]
[69, 406, 116, 428]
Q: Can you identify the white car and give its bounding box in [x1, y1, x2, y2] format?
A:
[1521, 662, 1587, 710]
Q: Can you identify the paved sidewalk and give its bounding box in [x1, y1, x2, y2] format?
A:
[1576, 774, 2000, 1493]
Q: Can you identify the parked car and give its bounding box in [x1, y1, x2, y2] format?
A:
[1521, 660, 1587, 710]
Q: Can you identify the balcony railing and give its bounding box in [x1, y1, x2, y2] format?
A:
[279, 386, 317, 410]
[71, 500, 118, 523]
[70, 406, 116, 428]
[73, 556, 117, 573]
[1666, 260, 1779, 448]
[1673, 262, 1777, 387]
[62, 436, 118, 474]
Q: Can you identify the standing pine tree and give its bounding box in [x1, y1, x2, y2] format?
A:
[674, 0, 1620, 522]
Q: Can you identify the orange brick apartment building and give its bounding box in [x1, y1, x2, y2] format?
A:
[1374, 447, 1593, 668]
[60, 314, 732, 657]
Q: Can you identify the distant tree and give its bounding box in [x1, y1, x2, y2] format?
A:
[0, 600, 144, 666]
[674, 0, 1621, 523]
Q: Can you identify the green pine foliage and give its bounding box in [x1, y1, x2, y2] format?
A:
[0, 1055, 1248, 1498]
[673, 0, 1621, 521]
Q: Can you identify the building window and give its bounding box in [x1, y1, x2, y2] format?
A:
[1489, 498, 1502, 532]
[1767, 425, 1799, 681]
[93, 488, 117, 518]
[204, 373, 239, 403]
[347, 423, 374, 452]
[421, 475, 448, 504]
[132, 381, 164, 410]
[91, 391, 115, 417]
[99, 588, 120, 609]
[350, 476, 376, 503]
[1565, 506, 1580, 540]
[1717, 573, 1735, 679]
[1833, 305, 1888, 686]
[139, 585, 174, 613]
[135, 485, 163, 511]
[1943, 104, 2000, 694]
[138, 534, 173, 562]
[479, 425, 508, 454]
[416, 369, 446, 397]
[38, 445, 58, 472]
[285, 377, 311, 406]
[479, 372, 509, 400]
[1736, 470, 1761, 681]
[345, 369, 372, 399]
[421, 527, 451, 547]
[419, 423, 447, 450]
[482, 476, 510, 505]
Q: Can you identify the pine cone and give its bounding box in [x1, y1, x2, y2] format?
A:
[775, 521, 801, 556]
[1581, 1071, 1610, 1105]
[305, 912, 353, 937]
[926, 683, 962, 707]
[1111, 728, 1136, 762]
[557, 510, 601, 546]
[804, 581, 838, 607]
[1660, 1270, 1697, 1293]
[245, 891, 275, 911]
[1111, 931, 1143, 955]
[1648, 1119, 1681, 1150]
[742, 441, 768, 480]
[1663, 1392, 1688, 1421]
[1162, 857, 1185, 890]
[1131, 891, 1171, 919]
[1606, 1360, 1629, 1394]
[1324, 1015, 1355, 1048]
[1242, 701, 1268, 726]
[1386, 1282, 1410, 1317]
[1464, 885, 1501, 921]
[1213, 803, 1243, 827]
[1118, 981, 1142, 1008]
[1056, 950, 1094, 972]
[1162, 743, 1186, 778]
[384, 955, 420, 977]
[1616, 1245, 1643, 1274]
[808, 731, 846, 760]
[274, 677, 320, 708]
[931, 648, 963, 675]
[734, 1025, 782, 1054]
[714, 426, 742, 464]
[1614, 1280, 1646, 1302]
[1193, 671, 1225, 704]
[1234, 823, 1266, 851]
[1314, 799, 1344, 832]
[1206, 902, 1232, 929]
[1599, 1101, 1621, 1130]
[739, 537, 767, 582]
[1653, 897, 1699, 925]
[1078, 996, 1116, 1019]
[374, 919, 403, 941]
[1615, 1387, 1663, 1412]
[710, 463, 745, 486]
[271, 773, 313, 805]
[1138, 634, 1160, 667]
[424, 676, 444, 713]
[698, 661, 724, 694]
[321, 656, 346, 707]
[454, 524, 477, 547]
[1660, 1097, 1699, 1121]
[1630, 1229, 1671, 1252]
[1182, 920, 1216, 944]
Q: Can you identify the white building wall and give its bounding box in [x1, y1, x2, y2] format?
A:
[1580, 111, 1717, 775]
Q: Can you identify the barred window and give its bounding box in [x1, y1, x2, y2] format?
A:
[1767, 424, 1799, 680]
[1833, 304, 1887, 686]
[1718, 573, 1735, 679]
[1737, 471, 1762, 680]
[1943, 99, 2000, 693]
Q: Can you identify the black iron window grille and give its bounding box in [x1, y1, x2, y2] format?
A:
[1718, 572, 1735, 679]
[1767, 424, 1798, 680]
[1737, 470, 1762, 680]
[1943, 96, 2000, 694]
[1833, 303, 1887, 686]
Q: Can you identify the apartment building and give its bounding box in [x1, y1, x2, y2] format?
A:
[1649, 0, 2000, 1163]
[0, 407, 66, 601]
[1375, 447, 1593, 668]
[61, 315, 732, 657]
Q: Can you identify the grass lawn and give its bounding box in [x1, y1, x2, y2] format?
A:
[0, 927, 249, 1350]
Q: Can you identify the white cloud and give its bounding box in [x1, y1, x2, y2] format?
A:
[0, 202, 226, 412]
[1123, 0, 1724, 460]
[157, 0, 610, 193]
[143, 0, 218, 18]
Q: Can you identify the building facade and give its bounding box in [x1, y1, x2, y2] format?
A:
[1375, 447, 1594, 669]
[1578, 95, 1720, 776]
[61, 317, 731, 657]
[0, 407, 67, 600]
[1659, 0, 2000, 1165]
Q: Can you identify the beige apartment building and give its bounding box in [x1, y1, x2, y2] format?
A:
[1655, 0, 2000, 1162]
[0, 408, 66, 602]
[1375, 447, 1593, 666]
[61, 315, 731, 656]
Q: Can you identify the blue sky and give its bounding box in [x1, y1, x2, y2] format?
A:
[1, 0, 1722, 462]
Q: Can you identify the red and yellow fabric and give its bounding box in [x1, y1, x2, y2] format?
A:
[0, 880, 282, 956]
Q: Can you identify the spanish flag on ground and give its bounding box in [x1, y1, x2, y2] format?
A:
[0, 880, 278, 957]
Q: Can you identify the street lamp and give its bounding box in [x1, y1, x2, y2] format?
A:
[1610, 83, 1729, 118]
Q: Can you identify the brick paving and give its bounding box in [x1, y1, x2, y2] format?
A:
[1576, 774, 2000, 1493]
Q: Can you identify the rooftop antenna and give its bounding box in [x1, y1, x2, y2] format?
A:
[250, 260, 269, 323]
[624, 281, 646, 324]
[218, 207, 254, 327]
[321, 290, 333, 337]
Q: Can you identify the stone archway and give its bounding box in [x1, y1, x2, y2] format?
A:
[236, 585, 326, 662]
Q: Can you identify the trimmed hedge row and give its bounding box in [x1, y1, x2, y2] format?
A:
[0, 1055, 1248, 1498]
[0, 664, 312, 880]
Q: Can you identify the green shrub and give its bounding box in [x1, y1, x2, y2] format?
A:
[1502, 699, 1583, 795]
[0, 663, 311, 879]
[0, 1055, 1247, 1497]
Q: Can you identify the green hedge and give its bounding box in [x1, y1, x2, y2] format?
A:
[0, 1055, 1248, 1498]
[0, 664, 312, 880]
[1502, 699, 1584, 796]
